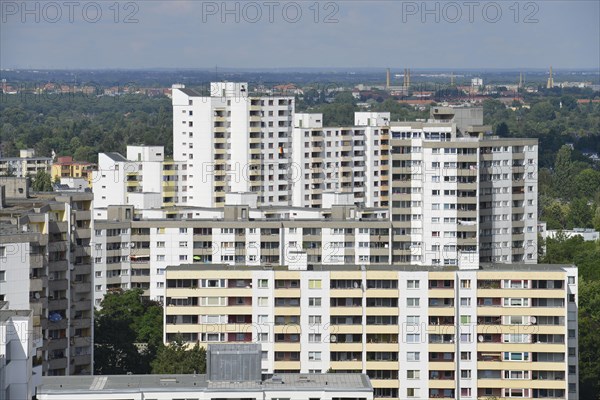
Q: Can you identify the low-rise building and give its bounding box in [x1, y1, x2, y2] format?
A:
[37, 343, 373, 400]
[0, 149, 52, 178]
[50, 157, 96, 187]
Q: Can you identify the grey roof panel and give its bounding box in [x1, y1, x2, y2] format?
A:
[103, 152, 128, 162]
[178, 88, 201, 97]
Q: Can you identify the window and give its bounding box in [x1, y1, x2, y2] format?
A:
[258, 279, 268, 288]
[308, 333, 321, 343]
[568, 347, 576, 357]
[309, 315, 322, 324]
[257, 315, 269, 324]
[460, 315, 471, 324]
[569, 365, 576, 374]
[257, 333, 268, 342]
[258, 297, 268, 306]
[0, 271, 5, 282]
[461, 333, 471, 342]
[407, 388, 419, 398]
[308, 351, 321, 361]
[460, 297, 471, 306]
[179, 228, 187, 234]
[407, 351, 420, 361]
[156, 255, 165, 261]
[156, 241, 165, 248]
[179, 241, 188, 248]
[179, 255, 187, 261]
[503, 352, 529, 361]
[461, 388, 472, 397]
[461, 352, 471, 361]
[568, 276, 575, 285]
[309, 297, 322, 307]
[407, 370, 420, 379]
[262, 351, 268, 360]
[308, 279, 322, 289]
[460, 279, 471, 289]
[406, 334, 420, 343]
[406, 315, 419, 324]
[407, 280, 420, 289]
[407, 298, 420, 307]
[569, 383, 576, 393]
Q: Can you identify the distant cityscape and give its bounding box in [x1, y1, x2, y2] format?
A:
[1, 68, 595, 399]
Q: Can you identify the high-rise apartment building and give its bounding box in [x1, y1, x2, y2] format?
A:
[388, 122, 538, 265]
[172, 82, 295, 207]
[164, 263, 579, 400]
[291, 112, 391, 208]
[0, 181, 93, 376]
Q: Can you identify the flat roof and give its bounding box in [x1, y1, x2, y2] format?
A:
[166, 263, 574, 273]
[39, 373, 372, 394]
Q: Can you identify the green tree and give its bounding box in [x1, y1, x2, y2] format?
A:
[592, 206, 600, 231]
[529, 101, 556, 121]
[151, 336, 206, 374]
[579, 279, 600, 399]
[574, 169, 600, 200]
[495, 121, 510, 137]
[94, 289, 163, 374]
[31, 170, 53, 192]
[553, 145, 575, 200]
[568, 198, 593, 228]
[542, 200, 570, 229]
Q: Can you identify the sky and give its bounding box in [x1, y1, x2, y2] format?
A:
[1, 0, 599, 69]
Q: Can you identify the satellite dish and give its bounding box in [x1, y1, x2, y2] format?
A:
[34, 293, 40, 299]
[530, 317, 536, 324]
[130, 243, 136, 248]
[330, 335, 337, 343]
[478, 335, 484, 342]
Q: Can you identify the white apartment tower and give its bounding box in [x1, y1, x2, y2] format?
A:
[291, 112, 391, 208]
[172, 83, 295, 207]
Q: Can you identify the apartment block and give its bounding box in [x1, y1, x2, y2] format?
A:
[292, 112, 391, 208]
[0, 304, 40, 400]
[0, 149, 52, 178]
[389, 122, 538, 265]
[164, 263, 578, 400]
[0, 185, 93, 376]
[172, 82, 295, 207]
[91, 202, 390, 305]
[93, 146, 176, 214]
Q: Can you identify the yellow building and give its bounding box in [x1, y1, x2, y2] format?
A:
[164, 263, 578, 400]
[50, 156, 96, 187]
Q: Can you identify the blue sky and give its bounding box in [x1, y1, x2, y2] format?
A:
[1, 1, 598, 69]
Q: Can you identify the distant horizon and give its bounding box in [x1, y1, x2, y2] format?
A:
[1, 67, 599, 72]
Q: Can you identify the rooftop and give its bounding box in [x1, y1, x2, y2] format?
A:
[39, 373, 372, 394]
[103, 152, 128, 162]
